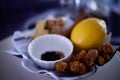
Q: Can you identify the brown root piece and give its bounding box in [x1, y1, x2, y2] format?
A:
[45, 17, 65, 34]
[96, 44, 114, 66]
[69, 61, 87, 75]
[96, 56, 106, 66]
[71, 50, 87, 61]
[69, 61, 80, 74]
[83, 49, 98, 68]
[55, 61, 68, 73]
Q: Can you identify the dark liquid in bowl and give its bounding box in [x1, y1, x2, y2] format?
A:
[41, 51, 65, 61]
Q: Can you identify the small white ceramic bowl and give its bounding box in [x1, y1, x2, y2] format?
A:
[28, 34, 73, 69]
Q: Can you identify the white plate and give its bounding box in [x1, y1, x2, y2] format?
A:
[0, 29, 120, 80]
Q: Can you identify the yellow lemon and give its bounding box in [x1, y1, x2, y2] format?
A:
[71, 18, 106, 50]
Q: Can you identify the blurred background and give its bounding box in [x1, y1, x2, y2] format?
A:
[0, 0, 120, 45]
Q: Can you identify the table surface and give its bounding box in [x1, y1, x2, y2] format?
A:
[0, 36, 120, 80]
